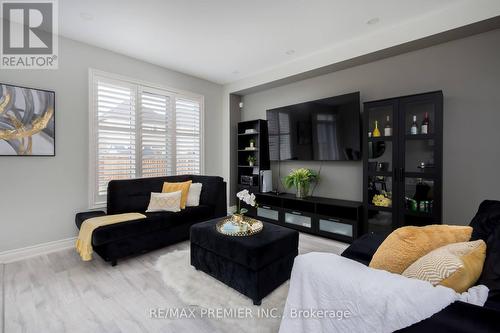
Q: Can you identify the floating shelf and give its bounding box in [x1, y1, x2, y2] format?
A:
[405, 134, 434, 140]
[368, 136, 392, 142]
[368, 171, 393, 177]
[238, 132, 259, 136]
[368, 205, 393, 212]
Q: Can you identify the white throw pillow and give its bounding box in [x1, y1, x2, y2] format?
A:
[146, 191, 182, 212]
[186, 183, 203, 207]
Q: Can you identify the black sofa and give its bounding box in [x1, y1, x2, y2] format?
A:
[341, 200, 500, 333]
[75, 175, 226, 265]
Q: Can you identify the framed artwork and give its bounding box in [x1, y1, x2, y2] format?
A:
[0, 83, 55, 156]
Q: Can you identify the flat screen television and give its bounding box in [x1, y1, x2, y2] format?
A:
[266, 92, 361, 161]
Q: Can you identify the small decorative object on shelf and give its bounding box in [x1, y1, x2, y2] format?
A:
[284, 168, 319, 198]
[421, 112, 430, 134]
[373, 120, 381, 137]
[384, 115, 392, 136]
[410, 115, 418, 135]
[368, 131, 372, 138]
[249, 139, 256, 148]
[247, 155, 256, 166]
[244, 129, 257, 134]
[372, 193, 392, 207]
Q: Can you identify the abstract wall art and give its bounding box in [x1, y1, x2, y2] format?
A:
[0, 83, 55, 156]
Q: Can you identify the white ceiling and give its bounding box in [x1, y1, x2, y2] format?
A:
[59, 0, 489, 84]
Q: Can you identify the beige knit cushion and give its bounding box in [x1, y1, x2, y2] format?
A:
[146, 191, 182, 213]
[402, 240, 486, 292]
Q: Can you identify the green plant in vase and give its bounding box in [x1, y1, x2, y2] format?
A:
[247, 155, 257, 167]
[249, 139, 256, 149]
[284, 168, 319, 198]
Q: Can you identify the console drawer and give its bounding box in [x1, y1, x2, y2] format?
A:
[284, 210, 312, 229]
[319, 218, 353, 237]
[257, 205, 280, 221]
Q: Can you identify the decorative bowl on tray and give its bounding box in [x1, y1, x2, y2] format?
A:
[216, 215, 263, 236]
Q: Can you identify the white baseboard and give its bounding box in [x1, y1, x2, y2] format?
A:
[0, 237, 76, 264]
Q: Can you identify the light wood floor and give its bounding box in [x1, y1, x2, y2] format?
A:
[1, 233, 347, 333]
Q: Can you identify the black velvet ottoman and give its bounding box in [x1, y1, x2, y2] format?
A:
[190, 218, 299, 305]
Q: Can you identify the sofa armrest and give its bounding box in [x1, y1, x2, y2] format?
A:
[209, 181, 227, 218]
[341, 232, 386, 266]
[75, 210, 106, 230]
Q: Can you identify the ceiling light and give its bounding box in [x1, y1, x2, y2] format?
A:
[366, 17, 380, 25]
[285, 49, 295, 55]
[80, 12, 94, 21]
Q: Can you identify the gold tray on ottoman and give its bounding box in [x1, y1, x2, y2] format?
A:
[216, 215, 263, 236]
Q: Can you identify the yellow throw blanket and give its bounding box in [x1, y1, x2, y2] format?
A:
[76, 213, 146, 261]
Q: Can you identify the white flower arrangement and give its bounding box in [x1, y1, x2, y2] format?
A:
[236, 189, 257, 214]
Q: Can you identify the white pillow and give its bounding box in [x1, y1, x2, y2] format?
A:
[186, 183, 203, 207]
[146, 191, 182, 212]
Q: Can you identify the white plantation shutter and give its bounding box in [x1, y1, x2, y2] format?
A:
[95, 79, 137, 202]
[175, 98, 201, 175]
[90, 71, 204, 208]
[140, 90, 174, 177]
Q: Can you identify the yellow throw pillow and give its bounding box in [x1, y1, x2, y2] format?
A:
[369, 225, 472, 274]
[162, 180, 192, 209]
[402, 240, 486, 293]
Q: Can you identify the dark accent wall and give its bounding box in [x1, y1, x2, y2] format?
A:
[240, 28, 500, 225]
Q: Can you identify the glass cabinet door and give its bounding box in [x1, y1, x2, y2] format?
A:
[365, 101, 398, 235]
[399, 93, 442, 226]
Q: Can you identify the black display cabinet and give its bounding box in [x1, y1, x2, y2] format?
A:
[363, 91, 443, 235]
[237, 119, 270, 193]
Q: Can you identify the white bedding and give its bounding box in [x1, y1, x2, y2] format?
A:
[279, 252, 488, 333]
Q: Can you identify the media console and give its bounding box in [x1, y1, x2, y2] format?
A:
[243, 192, 363, 243]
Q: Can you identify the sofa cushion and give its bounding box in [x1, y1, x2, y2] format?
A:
[162, 180, 192, 209]
[402, 240, 486, 293]
[190, 219, 299, 271]
[88, 205, 213, 246]
[369, 225, 472, 274]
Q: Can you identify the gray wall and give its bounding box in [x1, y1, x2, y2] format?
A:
[0, 37, 223, 252]
[241, 28, 500, 226]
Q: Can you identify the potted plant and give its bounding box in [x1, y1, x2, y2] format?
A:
[249, 139, 256, 149]
[284, 168, 319, 198]
[247, 155, 257, 167]
[233, 189, 257, 225]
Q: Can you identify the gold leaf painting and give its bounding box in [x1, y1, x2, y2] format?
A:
[0, 83, 55, 156]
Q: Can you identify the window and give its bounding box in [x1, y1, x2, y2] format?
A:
[89, 70, 203, 207]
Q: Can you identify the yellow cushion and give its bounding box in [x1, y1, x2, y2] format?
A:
[162, 180, 192, 209]
[402, 240, 486, 292]
[369, 225, 472, 274]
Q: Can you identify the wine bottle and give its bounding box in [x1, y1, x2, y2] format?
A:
[410, 115, 418, 135]
[421, 112, 430, 134]
[384, 115, 392, 136]
[373, 120, 381, 137]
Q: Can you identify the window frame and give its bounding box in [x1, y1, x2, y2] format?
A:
[88, 68, 205, 208]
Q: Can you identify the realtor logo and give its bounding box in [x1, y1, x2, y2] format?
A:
[1, 0, 58, 69]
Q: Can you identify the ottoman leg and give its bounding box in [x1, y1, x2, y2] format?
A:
[253, 299, 262, 306]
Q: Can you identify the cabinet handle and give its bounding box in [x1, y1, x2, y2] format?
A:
[328, 218, 340, 223]
[291, 211, 302, 215]
[261, 205, 271, 209]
